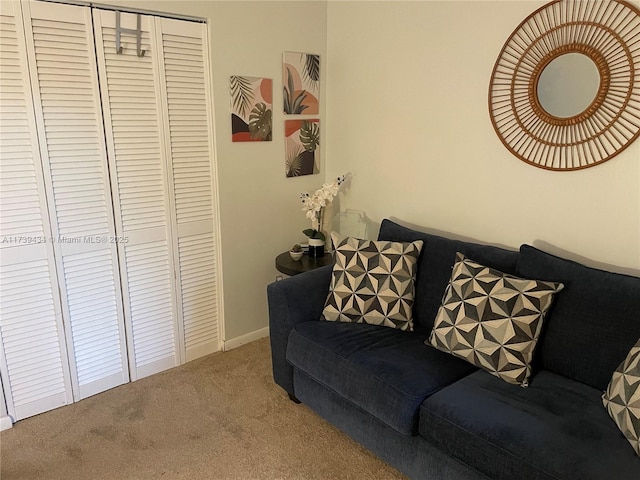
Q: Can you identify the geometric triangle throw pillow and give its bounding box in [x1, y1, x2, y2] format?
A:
[322, 232, 423, 331]
[427, 252, 564, 387]
[603, 338, 640, 457]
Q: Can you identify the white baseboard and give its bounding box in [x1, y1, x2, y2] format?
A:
[223, 327, 269, 351]
[0, 415, 13, 431]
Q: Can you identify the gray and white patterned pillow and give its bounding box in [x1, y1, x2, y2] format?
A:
[427, 253, 563, 387]
[322, 233, 423, 331]
[603, 339, 640, 457]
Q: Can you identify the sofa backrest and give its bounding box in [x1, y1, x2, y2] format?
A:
[516, 245, 640, 391]
[377, 220, 640, 390]
[378, 219, 520, 335]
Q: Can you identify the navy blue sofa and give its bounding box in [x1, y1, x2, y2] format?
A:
[267, 219, 640, 479]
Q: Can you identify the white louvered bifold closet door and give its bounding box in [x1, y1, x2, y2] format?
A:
[92, 11, 181, 379]
[0, 0, 74, 421]
[0, 2, 220, 424]
[155, 18, 220, 361]
[20, 0, 129, 400]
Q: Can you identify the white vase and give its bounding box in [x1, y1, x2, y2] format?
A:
[308, 237, 325, 258]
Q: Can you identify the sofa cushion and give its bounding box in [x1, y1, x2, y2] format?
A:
[378, 219, 520, 335]
[322, 233, 423, 331]
[286, 321, 476, 436]
[603, 338, 640, 456]
[516, 245, 640, 390]
[292, 369, 491, 480]
[420, 370, 640, 480]
[428, 253, 563, 387]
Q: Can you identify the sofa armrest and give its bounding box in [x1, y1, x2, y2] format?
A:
[267, 264, 332, 395]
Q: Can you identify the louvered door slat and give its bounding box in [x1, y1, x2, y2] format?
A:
[156, 18, 221, 361]
[180, 234, 218, 352]
[22, 0, 129, 401]
[93, 10, 180, 379]
[0, 1, 73, 422]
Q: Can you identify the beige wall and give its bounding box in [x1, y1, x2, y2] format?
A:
[108, 1, 328, 342]
[326, 0, 640, 276]
[99, 0, 640, 345]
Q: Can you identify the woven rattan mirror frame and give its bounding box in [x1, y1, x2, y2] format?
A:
[489, 0, 640, 171]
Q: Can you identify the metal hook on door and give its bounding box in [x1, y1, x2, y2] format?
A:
[115, 11, 145, 57]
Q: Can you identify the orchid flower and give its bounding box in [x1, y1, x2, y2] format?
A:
[299, 173, 351, 240]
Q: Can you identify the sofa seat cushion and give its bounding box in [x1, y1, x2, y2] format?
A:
[419, 370, 640, 480]
[286, 321, 476, 436]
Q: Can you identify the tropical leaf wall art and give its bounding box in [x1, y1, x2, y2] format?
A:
[285, 119, 319, 177]
[283, 52, 319, 115]
[230, 76, 273, 142]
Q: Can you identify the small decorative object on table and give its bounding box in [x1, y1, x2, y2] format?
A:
[300, 173, 351, 258]
[289, 244, 303, 261]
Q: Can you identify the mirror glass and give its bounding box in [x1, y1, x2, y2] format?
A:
[537, 53, 600, 118]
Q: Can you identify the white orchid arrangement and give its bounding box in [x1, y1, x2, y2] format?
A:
[300, 173, 351, 241]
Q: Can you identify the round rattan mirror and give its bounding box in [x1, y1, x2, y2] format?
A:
[489, 0, 640, 171]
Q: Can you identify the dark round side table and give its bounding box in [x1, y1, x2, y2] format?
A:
[275, 251, 334, 276]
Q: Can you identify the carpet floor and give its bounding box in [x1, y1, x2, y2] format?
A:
[0, 337, 405, 480]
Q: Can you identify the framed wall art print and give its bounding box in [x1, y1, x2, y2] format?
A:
[283, 52, 319, 115]
[285, 119, 319, 177]
[230, 76, 273, 142]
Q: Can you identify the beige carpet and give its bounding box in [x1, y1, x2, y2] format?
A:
[0, 338, 405, 480]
